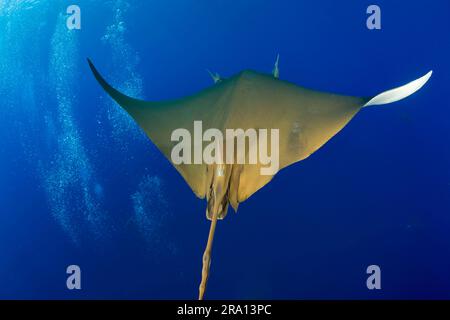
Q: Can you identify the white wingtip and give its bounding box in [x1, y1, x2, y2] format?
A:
[363, 70, 432, 108]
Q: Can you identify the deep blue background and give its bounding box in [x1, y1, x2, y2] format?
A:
[0, 0, 449, 299]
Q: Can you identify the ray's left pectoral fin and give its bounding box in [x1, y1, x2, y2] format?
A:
[88, 58, 147, 108]
[88, 58, 213, 199]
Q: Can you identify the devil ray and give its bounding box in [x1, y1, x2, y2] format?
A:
[88, 57, 431, 299]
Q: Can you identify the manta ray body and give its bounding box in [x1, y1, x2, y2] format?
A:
[88, 58, 432, 299]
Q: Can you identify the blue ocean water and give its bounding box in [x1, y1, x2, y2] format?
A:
[0, 0, 449, 299]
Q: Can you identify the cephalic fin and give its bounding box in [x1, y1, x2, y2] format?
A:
[206, 69, 222, 84]
[272, 54, 280, 79]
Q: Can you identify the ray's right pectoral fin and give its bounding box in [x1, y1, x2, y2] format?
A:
[363, 70, 432, 108]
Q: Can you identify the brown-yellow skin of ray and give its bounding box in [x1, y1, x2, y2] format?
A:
[88, 61, 366, 220]
[88, 60, 368, 300]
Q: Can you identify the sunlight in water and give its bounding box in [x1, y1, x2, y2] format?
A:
[132, 175, 169, 247]
[0, 0, 168, 247]
[98, 0, 146, 151]
[43, 13, 109, 244]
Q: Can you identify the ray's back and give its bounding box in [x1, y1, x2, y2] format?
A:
[121, 69, 366, 203]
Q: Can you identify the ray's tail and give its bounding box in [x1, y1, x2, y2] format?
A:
[198, 210, 219, 300]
